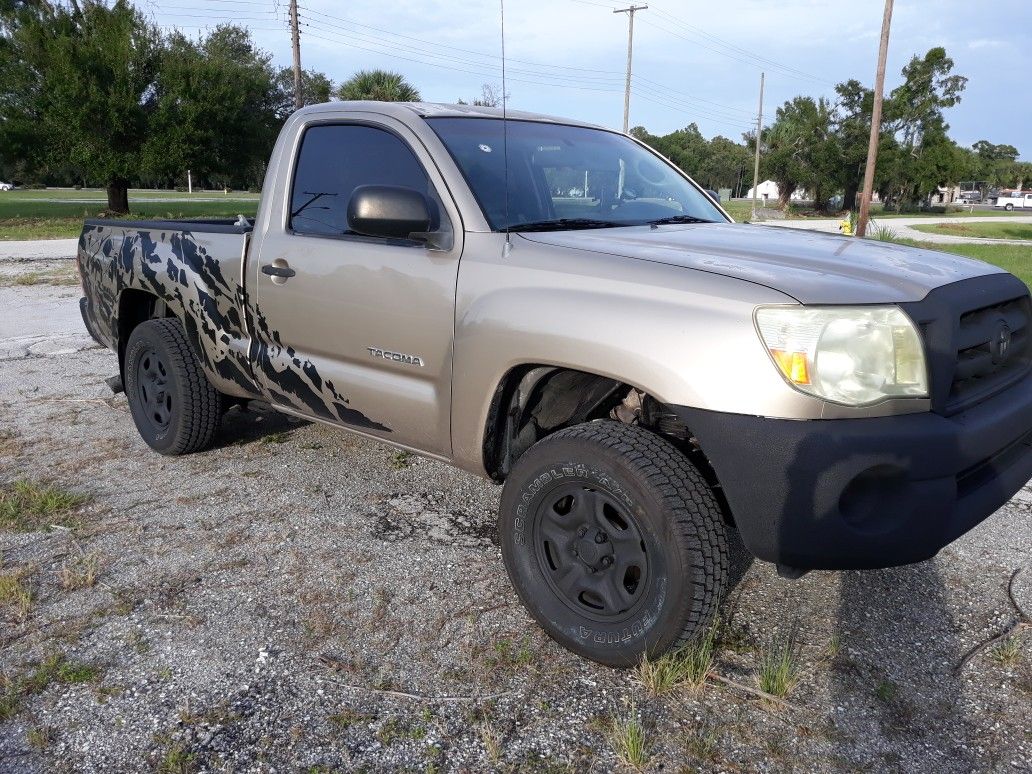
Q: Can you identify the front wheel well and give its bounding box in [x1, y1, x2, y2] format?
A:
[482, 367, 730, 522]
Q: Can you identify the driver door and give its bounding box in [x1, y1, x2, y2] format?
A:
[250, 118, 462, 457]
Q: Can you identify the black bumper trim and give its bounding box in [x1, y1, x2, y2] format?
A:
[675, 373, 1032, 570]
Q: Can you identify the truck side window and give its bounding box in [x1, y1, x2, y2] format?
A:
[289, 124, 441, 238]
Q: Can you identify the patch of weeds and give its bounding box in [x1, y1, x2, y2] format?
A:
[59, 552, 101, 590]
[298, 441, 324, 450]
[27, 725, 56, 750]
[390, 450, 411, 470]
[0, 653, 102, 721]
[377, 716, 402, 745]
[875, 679, 898, 703]
[608, 708, 650, 771]
[476, 636, 536, 681]
[637, 624, 716, 694]
[0, 430, 22, 457]
[867, 223, 898, 242]
[8, 268, 79, 287]
[329, 707, 373, 730]
[715, 618, 755, 655]
[126, 629, 151, 655]
[113, 587, 143, 615]
[481, 722, 502, 763]
[259, 431, 291, 445]
[95, 684, 125, 703]
[157, 740, 197, 774]
[758, 627, 802, 698]
[684, 718, 720, 763]
[0, 479, 89, 532]
[989, 634, 1023, 668]
[0, 569, 33, 622]
[824, 634, 841, 661]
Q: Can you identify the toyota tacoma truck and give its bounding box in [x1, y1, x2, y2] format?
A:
[77, 102, 1032, 666]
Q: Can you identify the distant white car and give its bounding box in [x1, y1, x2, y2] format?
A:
[0, 182, 13, 191]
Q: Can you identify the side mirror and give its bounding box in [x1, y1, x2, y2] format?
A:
[347, 185, 432, 241]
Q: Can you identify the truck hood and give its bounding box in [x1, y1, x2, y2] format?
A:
[519, 222, 1002, 304]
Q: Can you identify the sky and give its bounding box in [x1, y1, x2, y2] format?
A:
[142, 0, 1032, 160]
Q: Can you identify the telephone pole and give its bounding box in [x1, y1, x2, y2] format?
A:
[750, 72, 764, 221]
[613, 5, 647, 133]
[289, 0, 303, 110]
[855, 0, 893, 238]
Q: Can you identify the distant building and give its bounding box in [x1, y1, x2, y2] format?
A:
[745, 180, 807, 202]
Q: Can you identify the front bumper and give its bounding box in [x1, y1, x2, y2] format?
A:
[676, 372, 1032, 570]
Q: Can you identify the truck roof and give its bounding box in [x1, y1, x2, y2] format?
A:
[293, 101, 607, 131]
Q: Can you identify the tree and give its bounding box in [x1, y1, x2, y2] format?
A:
[0, 0, 162, 212]
[275, 66, 334, 118]
[457, 83, 507, 107]
[144, 26, 281, 191]
[880, 47, 968, 209]
[833, 79, 874, 211]
[337, 70, 420, 102]
[762, 96, 839, 210]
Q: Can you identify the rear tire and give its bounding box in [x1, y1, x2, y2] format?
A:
[498, 421, 731, 667]
[124, 318, 222, 455]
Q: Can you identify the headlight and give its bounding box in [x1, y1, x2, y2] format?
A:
[755, 306, 928, 406]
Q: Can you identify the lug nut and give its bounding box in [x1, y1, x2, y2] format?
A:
[577, 526, 588, 537]
[600, 556, 613, 568]
[595, 532, 608, 543]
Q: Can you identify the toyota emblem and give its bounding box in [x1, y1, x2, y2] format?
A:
[991, 321, 1012, 364]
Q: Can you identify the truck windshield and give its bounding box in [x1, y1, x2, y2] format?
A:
[426, 118, 727, 231]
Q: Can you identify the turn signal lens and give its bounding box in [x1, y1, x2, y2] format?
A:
[771, 350, 811, 385]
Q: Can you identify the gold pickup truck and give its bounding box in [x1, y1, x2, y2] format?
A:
[78, 102, 1032, 666]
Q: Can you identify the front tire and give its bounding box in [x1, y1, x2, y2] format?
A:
[124, 318, 222, 455]
[499, 421, 731, 667]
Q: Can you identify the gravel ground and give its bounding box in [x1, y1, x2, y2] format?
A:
[1, 258, 1030, 773]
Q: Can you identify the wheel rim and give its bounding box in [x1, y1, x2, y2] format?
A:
[532, 483, 650, 620]
[136, 347, 173, 432]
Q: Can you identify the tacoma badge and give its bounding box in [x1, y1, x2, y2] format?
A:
[367, 347, 424, 367]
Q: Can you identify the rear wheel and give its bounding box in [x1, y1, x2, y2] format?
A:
[1005, 203, 1014, 211]
[124, 318, 222, 455]
[499, 421, 732, 667]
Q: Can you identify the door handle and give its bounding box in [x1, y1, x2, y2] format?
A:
[261, 263, 296, 279]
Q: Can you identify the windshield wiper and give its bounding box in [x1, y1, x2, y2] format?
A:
[646, 215, 715, 226]
[507, 218, 629, 232]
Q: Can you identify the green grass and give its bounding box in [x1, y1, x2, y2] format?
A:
[608, 709, 651, 771]
[0, 653, 102, 721]
[0, 479, 90, 532]
[757, 629, 802, 698]
[637, 624, 716, 694]
[885, 238, 1032, 288]
[910, 221, 1032, 241]
[0, 188, 259, 240]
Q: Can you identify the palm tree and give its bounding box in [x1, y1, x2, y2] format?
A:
[336, 70, 420, 102]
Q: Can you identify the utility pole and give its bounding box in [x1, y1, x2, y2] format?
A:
[750, 72, 764, 221]
[613, 5, 647, 134]
[289, 0, 303, 111]
[856, 0, 893, 238]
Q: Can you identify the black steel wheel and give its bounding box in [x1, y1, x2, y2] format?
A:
[499, 421, 734, 667]
[124, 318, 222, 455]
[533, 483, 650, 621]
[134, 346, 174, 433]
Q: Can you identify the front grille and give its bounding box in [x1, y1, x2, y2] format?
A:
[946, 295, 1031, 413]
[902, 275, 1032, 415]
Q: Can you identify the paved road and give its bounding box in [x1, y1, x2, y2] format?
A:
[0, 237, 78, 260]
[764, 214, 1032, 245]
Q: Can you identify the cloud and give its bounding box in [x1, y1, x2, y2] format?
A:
[968, 38, 1009, 50]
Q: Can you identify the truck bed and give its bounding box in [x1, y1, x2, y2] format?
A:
[77, 217, 260, 399]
